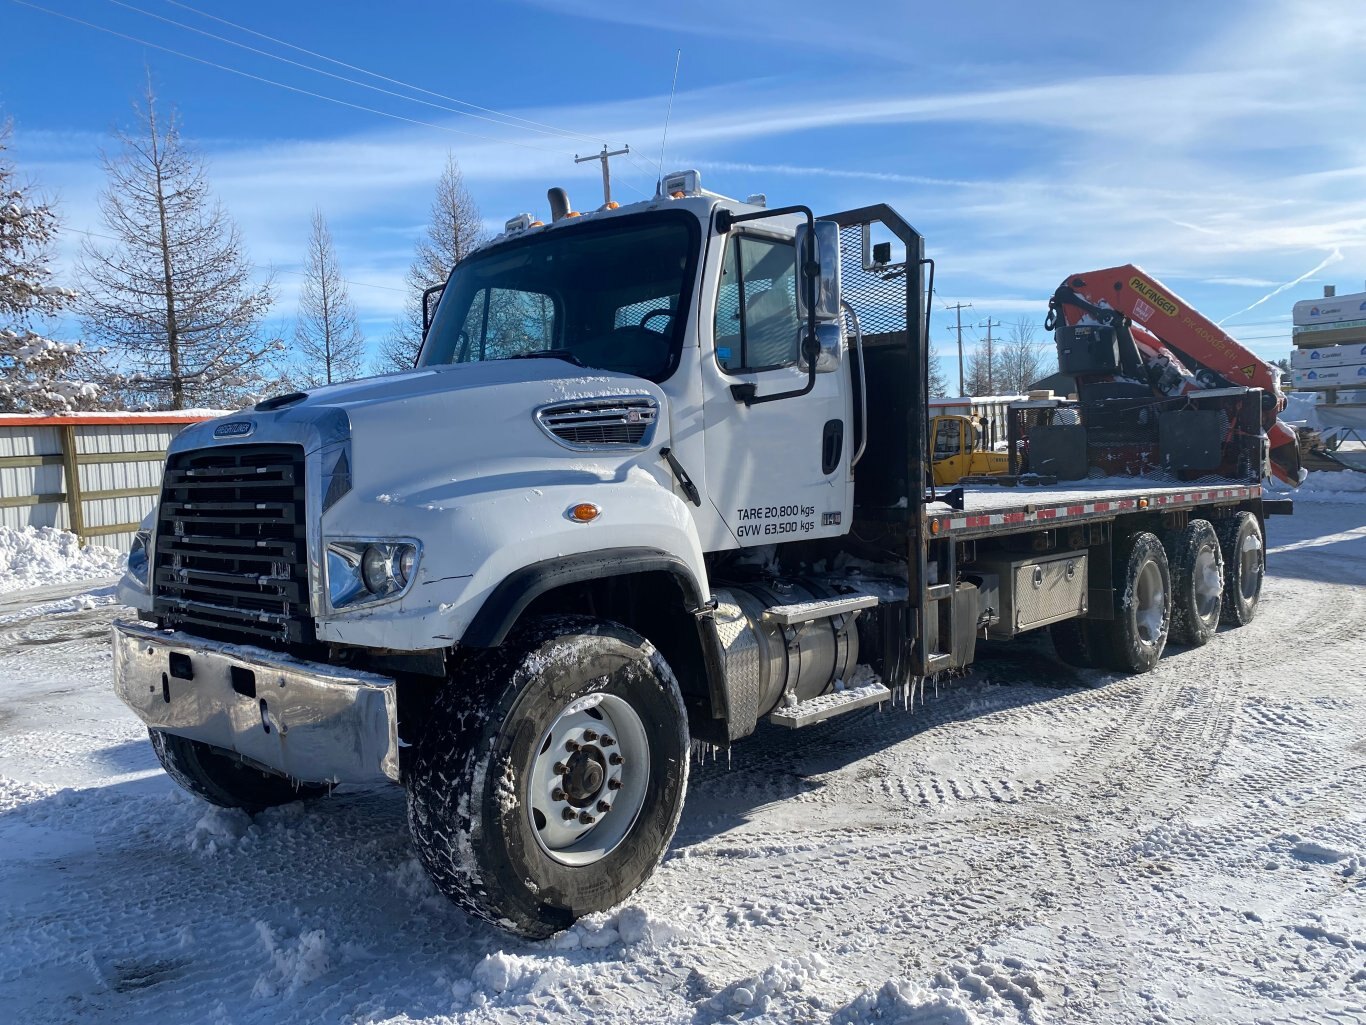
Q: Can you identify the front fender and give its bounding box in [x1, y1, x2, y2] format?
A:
[313, 471, 709, 651]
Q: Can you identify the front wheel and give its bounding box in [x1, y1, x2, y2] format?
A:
[406, 616, 689, 938]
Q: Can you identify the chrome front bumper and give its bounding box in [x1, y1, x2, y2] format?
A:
[112, 620, 400, 784]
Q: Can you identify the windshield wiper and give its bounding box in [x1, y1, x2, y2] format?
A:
[508, 349, 585, 368]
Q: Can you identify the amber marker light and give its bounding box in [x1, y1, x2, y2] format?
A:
[568, 503, 601, 523]
[929, 519, 941, 535]
[1138, 497, 1149, 509]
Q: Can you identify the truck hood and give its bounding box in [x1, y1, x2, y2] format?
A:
[174, 360, 673, 515]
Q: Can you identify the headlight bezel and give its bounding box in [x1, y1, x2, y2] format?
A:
[127, 528, 152, 590]
[325, 538, 422, 611]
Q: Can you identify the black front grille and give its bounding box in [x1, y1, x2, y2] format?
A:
[153, 444, 311, 647]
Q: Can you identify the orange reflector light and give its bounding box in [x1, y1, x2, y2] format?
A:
[670, 191, 685, 199]
[565, 210, 581, 218]
[569, 503, 601, 523]
[605, 201, 619, 209]
[930, 519, 941, 535]
[1138, 497, 1149, 509]
[530, 220, 544, 227]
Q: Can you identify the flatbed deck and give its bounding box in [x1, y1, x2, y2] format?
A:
[926, 478, 1261, 540]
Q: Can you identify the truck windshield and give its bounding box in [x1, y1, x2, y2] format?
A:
[418, 212, 700, 381]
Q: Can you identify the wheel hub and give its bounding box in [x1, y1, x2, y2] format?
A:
[562, 748, 606, 806]
[527, 692, 650, 867]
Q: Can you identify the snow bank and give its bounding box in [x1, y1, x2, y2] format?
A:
[0, 526, 124, 594]
[1271, 469, 1366, 503]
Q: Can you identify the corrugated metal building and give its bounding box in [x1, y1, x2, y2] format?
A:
[0, 412, 216, 552]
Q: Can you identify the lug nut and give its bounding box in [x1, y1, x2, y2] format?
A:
[608, 778, 622, 791]
[553, 762, 568, 775]
[551, 787, 565, 801]
[609, 753, 623, 766]
[583, 729, 598, 742]
[562, 807, 577, 820]
[601, 735, 615, 747]
[597, 800, 611, 813]
[565, 739, 579, 752]
[579, 812, 595, 825]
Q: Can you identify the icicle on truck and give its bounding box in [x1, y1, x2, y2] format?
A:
[113, 172, 1294, 937]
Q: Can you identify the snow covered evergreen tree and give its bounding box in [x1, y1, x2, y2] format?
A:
[294, 209, 364, 386]
[375, 153, 483, 373]
[0, 119, 101, 412]
[78, 78, 277, 410]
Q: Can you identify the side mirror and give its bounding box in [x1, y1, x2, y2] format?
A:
[794, 220, 841, 322]
[799, 321, 843, 374]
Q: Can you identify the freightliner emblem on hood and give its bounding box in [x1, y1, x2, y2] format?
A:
[212, 420, 255, 439]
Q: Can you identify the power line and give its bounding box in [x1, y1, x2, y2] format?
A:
[106, 0, 610, 150]
[161, 0, 616, 150]
[13, 0, 567, 156]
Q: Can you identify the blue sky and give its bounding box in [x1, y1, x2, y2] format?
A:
[4, 0, 1364, 385]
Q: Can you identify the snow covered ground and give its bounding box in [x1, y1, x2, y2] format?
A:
[0, 503, 1363, 1024]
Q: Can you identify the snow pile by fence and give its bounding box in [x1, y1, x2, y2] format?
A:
[0, 525, 125, 594]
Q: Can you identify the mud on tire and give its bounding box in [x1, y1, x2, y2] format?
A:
[405, 615, 690, 939]
[149, 729, 332, 812]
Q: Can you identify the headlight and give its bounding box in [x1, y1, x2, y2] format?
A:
[326, 539, 420, 610]
[128, 529, 151, 588]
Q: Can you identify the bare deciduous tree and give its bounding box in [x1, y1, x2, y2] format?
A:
[376, 153, 484, 373]
[0, 119, 102, 412]
[78, 77, 277, 410]
[996, 317, 1048, 394]
[294, 209, 364, 386]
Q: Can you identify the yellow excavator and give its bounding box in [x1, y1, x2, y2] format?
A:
[930, 413, 1009, 486]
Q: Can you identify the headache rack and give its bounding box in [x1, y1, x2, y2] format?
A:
[152, 444, 312, 647]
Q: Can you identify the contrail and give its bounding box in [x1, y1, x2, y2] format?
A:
[1217, 248, 1344, 326]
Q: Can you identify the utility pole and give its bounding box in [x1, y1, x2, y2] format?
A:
[979, 318, 1001, 395]
[575, 144, 630, 206]
[944, 301, 972, 395]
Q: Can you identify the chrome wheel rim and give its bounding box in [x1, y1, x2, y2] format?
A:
[528, 691, 649, 867]
[1240, 531, 1263, 601]
[1134, 560, 1167, 645]
[1193, 545, 1223, 622]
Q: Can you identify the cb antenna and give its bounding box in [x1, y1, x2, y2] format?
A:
[656, 49, 681, 196]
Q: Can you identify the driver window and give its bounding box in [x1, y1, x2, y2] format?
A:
[714, 235, 800, 372]
[933, 418, 961, 460]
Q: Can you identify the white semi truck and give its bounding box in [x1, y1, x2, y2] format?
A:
[113, 173, 1288, 937]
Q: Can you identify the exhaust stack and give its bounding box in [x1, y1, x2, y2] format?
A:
[547, 188, 571, 222]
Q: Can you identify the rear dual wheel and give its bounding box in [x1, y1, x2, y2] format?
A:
[1052, 531, 1171, 674]
[1163, 519, 1224, 647]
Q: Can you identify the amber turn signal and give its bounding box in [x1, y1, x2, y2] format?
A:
[569, 503, 601, 523]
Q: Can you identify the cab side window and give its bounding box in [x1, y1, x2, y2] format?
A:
[714, 235, 800, 372]
[933, 418, 961, 460]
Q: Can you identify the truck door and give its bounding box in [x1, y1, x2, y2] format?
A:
[702, 228, 853, 547]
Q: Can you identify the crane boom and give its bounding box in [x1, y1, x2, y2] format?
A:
[1047, 264, 1302, 486]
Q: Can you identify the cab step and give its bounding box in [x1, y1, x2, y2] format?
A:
[768, 678, 892, 728]
[761, 593, 879, 626]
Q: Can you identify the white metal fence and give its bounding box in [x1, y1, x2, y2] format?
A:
[0, 412, 215, 552]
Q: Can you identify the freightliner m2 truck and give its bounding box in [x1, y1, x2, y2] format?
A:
[113, 173, 1289, 937]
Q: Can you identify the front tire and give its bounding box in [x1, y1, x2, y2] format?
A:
[1163, 519, 1224, 646]
[149, 729, 331, 812]
[1092, 531, 1172, 674]
[1217, 511, 1264, 626]
[406, 616, 689, 938]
